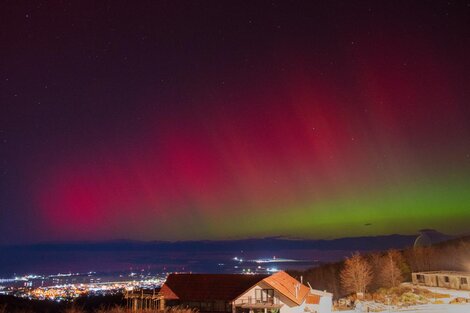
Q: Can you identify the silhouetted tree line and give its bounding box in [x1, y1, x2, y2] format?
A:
[289, 236, 470, 298]
[0, 294, 124, 313]
[0, 298, 196, 313]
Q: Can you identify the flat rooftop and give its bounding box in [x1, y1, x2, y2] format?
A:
[413, 271, 470, 276]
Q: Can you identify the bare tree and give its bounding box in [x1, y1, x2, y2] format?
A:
[378, 249, 404, 288]
[368, 252, 384, 290]
[340, 252, 373, 294]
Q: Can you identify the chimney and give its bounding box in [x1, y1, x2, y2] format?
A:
[300, 276, 303, 284]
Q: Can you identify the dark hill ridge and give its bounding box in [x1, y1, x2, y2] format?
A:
[16, 230, 470, 278]
[0, 234, 420, 276]
[1, 232, 463, 285]
[287, 233, 469, 298]
[1, 234, 418, 252]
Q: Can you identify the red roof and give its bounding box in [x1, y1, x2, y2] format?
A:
[160, 274, 268, 301]
[263, 271, 310, 305]
[305, 294, 320, 304]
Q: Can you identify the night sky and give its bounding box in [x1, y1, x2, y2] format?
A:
[1, 1, 470, 244]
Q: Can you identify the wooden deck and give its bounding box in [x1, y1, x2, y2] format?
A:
[125, 289, 165, 310]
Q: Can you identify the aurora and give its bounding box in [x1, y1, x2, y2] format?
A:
[1, 1, 469, 244]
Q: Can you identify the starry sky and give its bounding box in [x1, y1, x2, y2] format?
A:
[1, 1, 470, 244]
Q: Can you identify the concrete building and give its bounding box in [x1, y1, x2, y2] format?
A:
[412, 271, 470, 291]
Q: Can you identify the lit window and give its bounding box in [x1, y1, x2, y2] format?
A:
[255, 289, 274, 303]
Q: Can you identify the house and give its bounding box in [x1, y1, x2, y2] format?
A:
[412, 271, 470, 290]
[126, 271, 332, 313]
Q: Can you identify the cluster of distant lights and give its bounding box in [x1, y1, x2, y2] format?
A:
[233, 256, 297, 263]
[0, 271, 166, 302]
[234, 267, 279, 273]
[232, 256, 288, 273]
[2, 279, 165, 302]
[0, 272, 98, 283]
[0, 256, 298, 301]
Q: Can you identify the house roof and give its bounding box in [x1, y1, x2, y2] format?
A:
[309, 289, 333, 297]
[160, 273, 268, 301]
[305, 294, 320, 305]
[159, 271, 313, 305]
[413, 271, 470, 277]
[262, 271, 310, 305]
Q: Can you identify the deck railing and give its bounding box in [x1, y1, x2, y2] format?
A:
[125, 288, 161, 298]
[234, 297, 280, 306]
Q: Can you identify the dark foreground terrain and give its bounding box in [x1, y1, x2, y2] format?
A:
[0, 295, 124, 313]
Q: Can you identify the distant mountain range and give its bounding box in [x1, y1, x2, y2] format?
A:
[1, 232, 459, 276]
[2, 233, 424, 252]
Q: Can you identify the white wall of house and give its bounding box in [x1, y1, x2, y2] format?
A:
[308, 292, 332, 313]
[234, 282, 331, 313]
[236, 281, 284, 306]
[319, 295, 332, 313]
[412, 272, 470, 291]
[236, 281, 298, 313]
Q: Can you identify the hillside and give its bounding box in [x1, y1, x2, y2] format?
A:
[288, 235, 470, 298]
